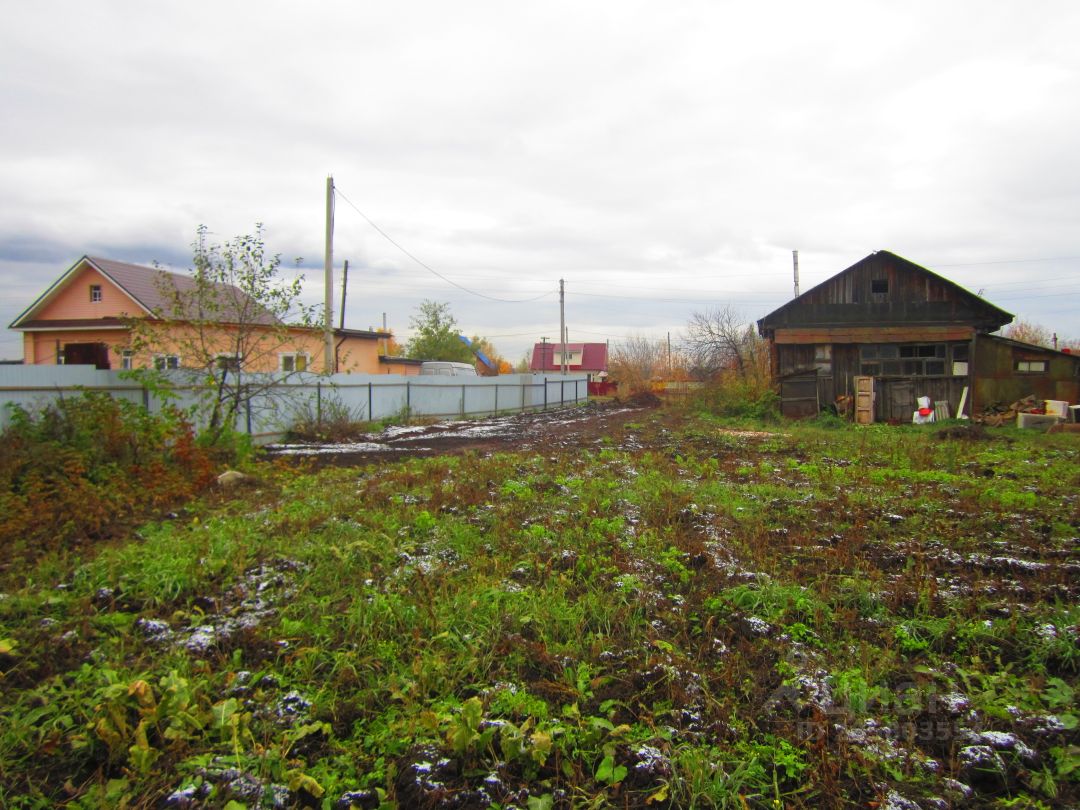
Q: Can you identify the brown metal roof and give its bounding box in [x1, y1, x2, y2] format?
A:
[10, 255, 279, 329]
[85, 256, 195, 315]
[88, 256, 279, 326]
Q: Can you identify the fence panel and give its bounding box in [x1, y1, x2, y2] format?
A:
[0, 367, 588, 441]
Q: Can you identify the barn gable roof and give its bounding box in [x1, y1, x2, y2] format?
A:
[757, 251, 1013, 337]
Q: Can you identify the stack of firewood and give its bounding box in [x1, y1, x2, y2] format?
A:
[973, 395, 1042, 426]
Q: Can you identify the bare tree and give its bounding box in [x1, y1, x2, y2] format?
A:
[1001, 319, 1054, 348]
[684, 306, 769, 382]
[609, 334, 666, 391]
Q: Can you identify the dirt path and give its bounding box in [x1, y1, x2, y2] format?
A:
[266, 398, 659, 466]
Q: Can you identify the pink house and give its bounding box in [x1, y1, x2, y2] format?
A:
[529, 342, 608, 380]
[9, 255, 389, 373]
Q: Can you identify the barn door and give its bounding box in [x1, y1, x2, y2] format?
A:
[887, 381, 914, 422]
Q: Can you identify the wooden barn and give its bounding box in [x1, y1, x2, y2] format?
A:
[758, 251, 1028, 421]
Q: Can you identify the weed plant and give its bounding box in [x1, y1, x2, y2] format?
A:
[0, 394, 217, 564]
[0, 407, 1077, 807]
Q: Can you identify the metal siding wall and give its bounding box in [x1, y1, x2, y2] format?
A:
[0, 368, 588, 440]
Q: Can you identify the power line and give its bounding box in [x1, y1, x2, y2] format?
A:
[333, 186, 554, 305]
[570, 290, 785, 304]
[934, 255, 1080, 267]
[972, 274, 1080, 290]
[990, 286, 1080, 302]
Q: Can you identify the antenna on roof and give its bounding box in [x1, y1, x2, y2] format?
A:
[793, 250, 800, 297]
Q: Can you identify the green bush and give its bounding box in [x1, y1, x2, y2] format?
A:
[691, 374, 779, 420]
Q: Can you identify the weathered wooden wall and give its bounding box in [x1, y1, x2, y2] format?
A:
[974, 338, 1080, 409]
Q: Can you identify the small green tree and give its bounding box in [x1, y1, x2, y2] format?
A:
[405, 301, 474, 363]
[127, 225, 320, 442]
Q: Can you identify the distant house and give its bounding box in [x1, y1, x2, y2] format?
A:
[530, 341, 608, 381]
[378, 356, 423, 375]
[757, 250, 1080, 420]
[8, 255, 389, 373]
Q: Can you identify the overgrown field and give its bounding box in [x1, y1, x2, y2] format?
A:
[1, 408, 1078, 808]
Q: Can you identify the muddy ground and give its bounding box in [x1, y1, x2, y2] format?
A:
[267, 397, 660, 466]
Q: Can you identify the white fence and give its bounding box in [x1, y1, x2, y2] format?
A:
[0, 365, 589, 443]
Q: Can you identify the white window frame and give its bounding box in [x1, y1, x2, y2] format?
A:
[90, 284, 102, 303]
[279, 352, 310, 373]
[154, 354, 180, 370]
[120, 350, 135, 371]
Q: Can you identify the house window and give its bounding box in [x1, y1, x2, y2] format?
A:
[215, 354, 242, 372]
[121, 350, 135, 371]
[871, 278, 888, 294]
[1015, 359, 1047, 373]
[279, 352, 309, 373]
[154, 354, 180, 370]
[90, 284, 102, 303]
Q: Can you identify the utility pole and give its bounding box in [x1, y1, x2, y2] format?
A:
[339, 259, 348, 330]
[382, 312, 388, 355]
[540, 336, 549, 374]
[324, 175, 335, 372]
[793, 249, 800, 298]
[667, 331, 672, 376]
[559, 279, 566, 375]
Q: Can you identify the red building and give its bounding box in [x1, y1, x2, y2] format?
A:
[529, 342, 608, 382]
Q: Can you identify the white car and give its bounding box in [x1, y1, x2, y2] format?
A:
[419, 361, 478, 377]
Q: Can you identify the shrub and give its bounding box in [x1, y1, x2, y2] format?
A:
[285, 396, 373, 443]
[690, 374, 779, 421]
[0, 393, 216, 560]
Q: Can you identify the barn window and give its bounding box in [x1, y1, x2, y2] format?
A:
[1015, 359, 1047, 373]
[813, 345, 831, 372]
[871, 278, 889, 294]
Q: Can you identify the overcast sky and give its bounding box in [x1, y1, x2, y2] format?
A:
[3, 1, 1078, 363]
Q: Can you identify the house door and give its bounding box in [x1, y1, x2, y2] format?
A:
[64, 342, 111, 369]
[885, 381, 914, 422]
